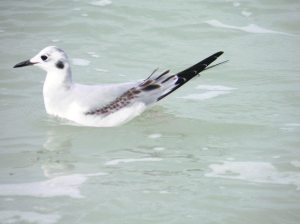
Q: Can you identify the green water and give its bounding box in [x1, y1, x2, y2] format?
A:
[0, 0, 300, 223]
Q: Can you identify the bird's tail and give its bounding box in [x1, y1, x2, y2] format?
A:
[157, 51, 225, 101]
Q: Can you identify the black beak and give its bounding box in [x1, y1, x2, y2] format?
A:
[13, 59, 36, 68]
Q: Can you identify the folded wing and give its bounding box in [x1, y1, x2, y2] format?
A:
[85, 51, 224, 116]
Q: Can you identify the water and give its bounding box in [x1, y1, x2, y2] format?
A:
[0, 0, 300, 223]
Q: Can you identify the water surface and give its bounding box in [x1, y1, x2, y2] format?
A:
[0, 0, 300, 223]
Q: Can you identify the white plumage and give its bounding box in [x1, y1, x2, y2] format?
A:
[14, 46, 224, 127]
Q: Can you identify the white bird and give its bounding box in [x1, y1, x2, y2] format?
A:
[13, 46, 225, 127]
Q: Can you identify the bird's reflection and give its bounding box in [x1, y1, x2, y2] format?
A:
[39, 106, 212, 178]
[41, 126, 77, 178]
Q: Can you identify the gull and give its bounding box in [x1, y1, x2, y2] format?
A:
[13, 46, 226, 127]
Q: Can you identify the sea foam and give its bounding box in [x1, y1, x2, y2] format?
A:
[72, 58, 90, 66]
[205, 161, 300, 189]
[148, 133, 162, 139]
[105, 158, 162, 166]
[205, 20, 289, 35]
[0, 173, 105, 198]
[89, 0, 112, 7]
[180, 85, 235, 101]
[0, 211, 60, 224]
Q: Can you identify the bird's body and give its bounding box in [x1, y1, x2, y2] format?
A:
[14, 46, 225, 127]
[43, 81, 144, 127]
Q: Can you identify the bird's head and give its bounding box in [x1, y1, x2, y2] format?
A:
[13, 46, 69, 72]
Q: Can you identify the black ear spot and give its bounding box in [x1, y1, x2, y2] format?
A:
[56, 60, 64, 69]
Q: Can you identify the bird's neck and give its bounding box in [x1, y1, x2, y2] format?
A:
[44, 67, 73, 90]
[42, 67, 73, 117]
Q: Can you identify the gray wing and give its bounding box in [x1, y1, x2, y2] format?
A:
[85, 69, 177, 116]
[85, 51, 224, 116]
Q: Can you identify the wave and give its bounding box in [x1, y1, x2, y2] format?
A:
[205, 20, 289, 35]
[179, 85, 236, 101]
[0, 173, 105, 198]
[105, 157, 162, 166]
[205, 161, 300, 190]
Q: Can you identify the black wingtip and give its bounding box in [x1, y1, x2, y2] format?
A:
[156, 51, 225, 101]
[176, 51, 224, 77]
[213, 51, 224, 57]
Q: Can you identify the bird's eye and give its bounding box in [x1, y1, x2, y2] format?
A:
[41, 55, 48, 61]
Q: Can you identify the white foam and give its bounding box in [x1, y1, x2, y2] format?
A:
[159, 190, 169, 194]
[196, 85, 236, 91]
[233, 2, 240, 7]
[72, 7, 81, 11]
[41, 163, 75, 178]
[51, 39, 60, 43]
[105, 158, 162, 166]
[0, 173, 105, 198]
[87, 52, 100, 58]
[89, 0, 112, 7]
[148, 133, 162, 139]
[0, 211, 60, 224]
[72, 58, 90, 66]
[180, 91, 231, 100]
[81, 13, 88, 17]
[205, 161, 300, 189]
[153, 147, 166, 151]
[205, 20, 289, 35]
[241, 10, 252, 17]
[285, 123, 300, 127]
[180, 85, 235, 101]
[291, 160, 300, 168]
[95, 68, 109, 72]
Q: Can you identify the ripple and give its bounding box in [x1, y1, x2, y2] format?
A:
[95, 68, 109, 72]
[153, 147, 165, 151]
[87, 51, 100, 58]
[0, 211, 60, 224]
[196, 85, 236, 91]
[72, 58, 90, 66]
[180, 91, 230, 100]
[205, 161, 300, 189]
[241, 10, 252, 17]
[0, 173, 106, 198]
[179, 85, 235, 101]
[285, 123, 300, 127]
[105, 158, 162, 166]
[148, 133, 162, 139]
[89, 0, 112, 7]
[291, 160, 300, 168]
[205, 20, 289, 35]
[233, 2, 240, 7]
